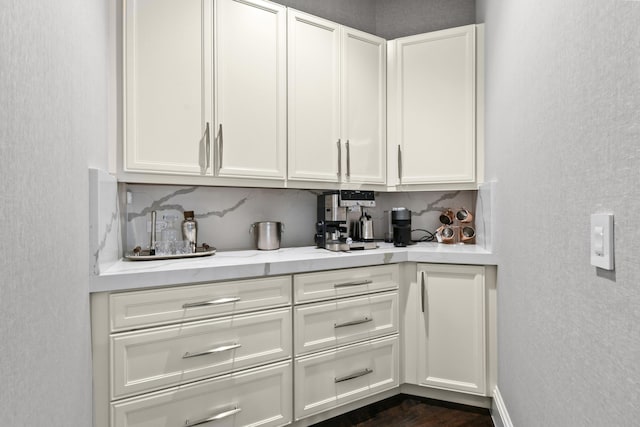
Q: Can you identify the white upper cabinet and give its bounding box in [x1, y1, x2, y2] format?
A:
[287, 10, 341, 182]
[341, 28, 387, 184]
[124, 0, 213, 175]
[287, 10, 386, 184]
[388, 25, 476, 186]
[214, 0, 287, 180]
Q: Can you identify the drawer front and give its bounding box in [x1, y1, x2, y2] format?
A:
[110, 275, 291, 331]
[294, 291, 398, 355]
[294, 264, 400, 303]
[111, 308, 292, 399]
[294, 335, 399, 420]
[112, 361, 292, 427]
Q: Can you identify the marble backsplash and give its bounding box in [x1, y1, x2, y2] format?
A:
[123, 184, 480, 253]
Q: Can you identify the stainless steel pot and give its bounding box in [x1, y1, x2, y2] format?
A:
[250, 221, 284, 250]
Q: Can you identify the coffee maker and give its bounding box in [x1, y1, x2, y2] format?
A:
[315, 190, 377, 251]
[391, 207, 413, 247]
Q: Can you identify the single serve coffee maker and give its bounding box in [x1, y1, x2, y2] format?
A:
[391, 207, 413, 247]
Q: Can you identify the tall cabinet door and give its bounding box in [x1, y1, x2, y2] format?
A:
[389, 25, 476, 185]
[416, 263, 486, 395]
[214, 0, 287, 179]
[287, 10, 341, 182]
[124, 0, 213, 175]
[341, 28, 386, 184]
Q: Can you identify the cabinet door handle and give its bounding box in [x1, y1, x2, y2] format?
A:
[335, 368, 373, 383]
[184, 406, 241, 427]
[421, 271, 426, 313]
[182, 296, 240, 309]
[200, 122, 210, 172]
[334, 317, 372, 328]
[337, 139, 342, 178]
[333, 279, 373, 288]
[346, 140, 351, 178]
[218, 123, 224, 170]
[397, 145, 402, 181]
[182, 343, 241, 359]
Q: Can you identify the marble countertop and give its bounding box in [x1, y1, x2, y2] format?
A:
[90, 242, 497, 293]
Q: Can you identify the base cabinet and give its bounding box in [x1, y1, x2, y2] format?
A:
[292, 265, 400, 422]
[415, 263, 486, 395]
[112, 361, 292, 427]
[294, 336, 399, 419]
[92, 262, 494, 426]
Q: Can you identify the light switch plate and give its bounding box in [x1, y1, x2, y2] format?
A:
[590, 213, 614, 270]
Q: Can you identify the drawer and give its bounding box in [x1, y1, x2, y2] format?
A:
[294, 264, 399, 303]
[294, 335, 399, 420]
[111, 308, 292, 399]
[294, 291, 398, 355]
[112, 360, 292, 427]
[109, 275, 291, 331]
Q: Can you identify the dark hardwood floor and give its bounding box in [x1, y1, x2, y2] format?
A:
[311, 394, 494, 427]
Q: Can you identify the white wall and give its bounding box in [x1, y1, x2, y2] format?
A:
[480, 1, 640, 425]
[0, 0, 108, 425]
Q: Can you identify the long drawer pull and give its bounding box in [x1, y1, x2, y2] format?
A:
[182, 343, 242, 359]
[333, 280, 373, 289]
[334, 317, 372, 328]
[184, 406, 241, 427]
[182, 297, 240, 309]
[335, 368, 373, 383]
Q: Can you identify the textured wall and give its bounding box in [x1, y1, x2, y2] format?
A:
[272, 0, 377, 34]
[272, 0, 475, 39]
[0, 0, 108, 425]
[375, 0, 476, 39]
[482, 0, 640, 425]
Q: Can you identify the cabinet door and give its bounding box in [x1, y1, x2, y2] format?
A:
[417, 263, 486, 395]
[341, 28, 386, 184]
[124, 0, 213, 175]
[391, 25, 476, 185]
[214, 0, 286, 179]
[287, 9, 341, 182]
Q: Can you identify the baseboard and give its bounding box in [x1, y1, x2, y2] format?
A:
[491, 386, 514, 427]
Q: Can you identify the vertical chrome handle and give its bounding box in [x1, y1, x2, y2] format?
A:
[337, 139, 342, 178]
[421, 271, 425, 313]
[397, 145, 402, 181]
[346, 140, 351, 178]
[204, 122, 210, 170]
[218, 124, 223, 170]
[184, 406, 241, 427]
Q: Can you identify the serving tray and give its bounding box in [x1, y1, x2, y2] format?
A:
[124, 246, 216, 261]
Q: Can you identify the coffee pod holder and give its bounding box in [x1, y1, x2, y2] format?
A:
[436, 208, 475, 244]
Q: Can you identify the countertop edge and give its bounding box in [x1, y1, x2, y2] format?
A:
[90, 244, 498, 293]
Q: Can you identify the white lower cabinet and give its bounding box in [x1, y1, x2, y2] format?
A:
[91, 276, 293, 427]
[415, 263, 487, 395]
[294, 335, 399, 419]
[112, 361, 292, 427]
[112, 308, 291, 399]
[92, 263, 494, 426]
[292, 265, 400, 422]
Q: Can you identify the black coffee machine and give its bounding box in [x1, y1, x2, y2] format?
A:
[391, 207, 413, 247]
